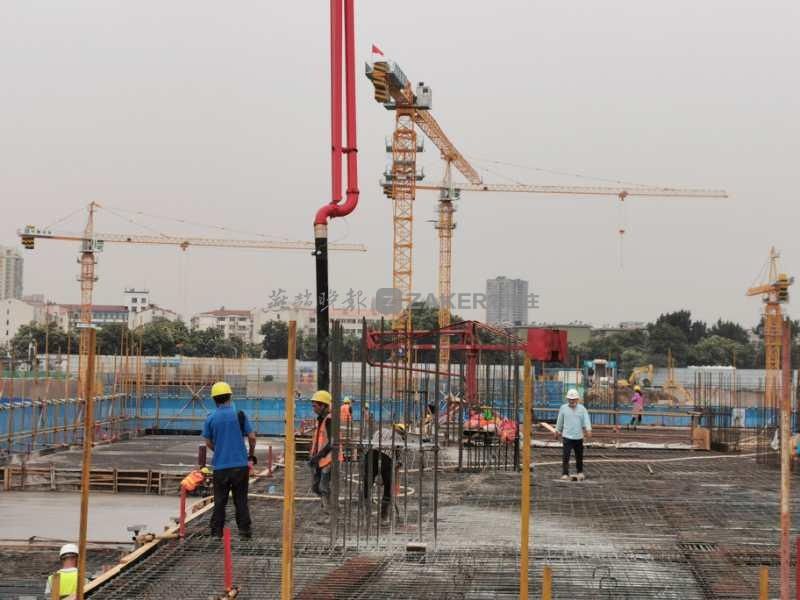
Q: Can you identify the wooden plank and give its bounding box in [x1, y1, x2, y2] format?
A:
[83, 495, 217, 593]
[539, 422, 557, 434]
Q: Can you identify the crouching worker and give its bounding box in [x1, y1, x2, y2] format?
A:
[363, 422, 407, 522]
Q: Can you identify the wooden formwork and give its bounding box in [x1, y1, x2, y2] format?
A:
[1, 465, 185, 495]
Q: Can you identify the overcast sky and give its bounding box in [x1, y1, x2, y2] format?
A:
[2, 1, 798, 328]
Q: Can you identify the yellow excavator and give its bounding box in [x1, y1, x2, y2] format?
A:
[617, 365, 654, 389]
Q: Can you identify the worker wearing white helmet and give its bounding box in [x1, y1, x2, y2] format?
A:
[554, 388, 592, 481]
[363, 422, 408, 522]
[44, 543, 86, 599]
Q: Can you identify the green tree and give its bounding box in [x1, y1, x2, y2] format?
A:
[689, 335, 752, 366]
[708, 319, 750, 345]
[647, 322, 689, 366]
[97, 322, 129, 355]
[139, 319, 179, 355]
[244, 343, 263, 358]
[10, 322, 78, 359]
[297, 330, 317, 361]
[654, 310, 706, 344]
[260, 320, 289, 359]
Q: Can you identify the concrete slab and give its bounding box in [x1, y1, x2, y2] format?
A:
[0, 491, 179, 543]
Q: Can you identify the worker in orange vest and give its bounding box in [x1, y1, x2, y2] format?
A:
[309, 390, 342, 524]
[339, 396, 353, 425]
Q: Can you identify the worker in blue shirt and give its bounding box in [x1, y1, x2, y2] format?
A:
[203, 381, 257, 539]
[554, 388, 592, 481]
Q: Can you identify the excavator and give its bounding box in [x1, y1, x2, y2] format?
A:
[617, 365, 654, 389]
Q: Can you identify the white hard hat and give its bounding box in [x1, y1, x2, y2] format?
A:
[59, 543, 79, 558]
[566, 389, 580, 400]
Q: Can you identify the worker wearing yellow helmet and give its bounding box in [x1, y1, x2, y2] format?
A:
[340, 396, 353, 427]
[363, 421, 408, 522]
[629, 385, 645, 431]
[203, 381, 256, 539]
[309, 390, 342, 524]
[45, 543, 87, 599]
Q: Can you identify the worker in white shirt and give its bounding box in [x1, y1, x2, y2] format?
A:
[554, 388, 592, 481]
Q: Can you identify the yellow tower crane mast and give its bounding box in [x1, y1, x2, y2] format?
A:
[367, 56, 480, 340]
[746, 248, 793, 407]
[368, 51, 728, 371]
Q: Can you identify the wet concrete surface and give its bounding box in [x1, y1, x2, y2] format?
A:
[26, 434, 284, 473]
[0, 491, 180, 543]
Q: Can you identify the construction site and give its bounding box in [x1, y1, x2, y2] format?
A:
[2, 2, 799, 600]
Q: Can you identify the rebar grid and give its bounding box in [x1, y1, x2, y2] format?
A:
[85, 446, 800, 599]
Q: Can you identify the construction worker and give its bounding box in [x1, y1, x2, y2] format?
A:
[203, 381, 256, 539]
[340, 396, 353, 425]
[44, 543, 86, 599]
[363, 422, 407, 522]
[629, 385, 645, 430]
[554, 388, 592, 481]
[309, 390, 342, 523]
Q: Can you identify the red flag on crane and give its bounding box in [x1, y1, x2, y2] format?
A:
[371, 44, 384, 56]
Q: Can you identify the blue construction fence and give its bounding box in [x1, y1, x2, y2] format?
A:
[3, 386, 795, 456]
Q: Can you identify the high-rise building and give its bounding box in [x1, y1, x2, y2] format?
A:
[0, 246, 23, 300]
[486, 276, 528, 326]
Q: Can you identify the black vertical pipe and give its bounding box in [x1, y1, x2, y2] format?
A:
[315, 232, 330, 391]
[329, 320, 341, 550]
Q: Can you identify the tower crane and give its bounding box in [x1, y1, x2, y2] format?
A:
[367, 50, 728, 368]
[746, 248, 793, 407]
[19, 202, 366, 388]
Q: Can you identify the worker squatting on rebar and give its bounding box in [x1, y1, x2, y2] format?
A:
[362, 422, 407, 522]
[203, 381, 257, 539]
[554, 388, 592, 481]
[309, 390, 342, 525]
[45, 543, 88, 600]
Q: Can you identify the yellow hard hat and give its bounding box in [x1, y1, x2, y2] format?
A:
[311, 390, 332, 406]
[343, 397, 352, 404]
[634, 385, 641, 392]
[393, 423, 406, 432]
[211, 381, 232, 398]
[200, 467, 212, 475]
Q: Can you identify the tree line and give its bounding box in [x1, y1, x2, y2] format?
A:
[3, 308, 788, 373]
[573, 309, 800, 374]
[4, 318, 262, 359]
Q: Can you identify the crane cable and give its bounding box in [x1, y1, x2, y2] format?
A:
[42, 205, 88, 231]
[464, 155, 667, 189]
[101, 205, 301, 244]
[469, 157, 633, 269]
[98, 205, 172, 238]
[748, 256, 771, 291]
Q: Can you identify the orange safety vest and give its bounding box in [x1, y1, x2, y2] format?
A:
[311, 412, 343, 469]
[340, 404, 352, 424]
[181, 470, 205, 492]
